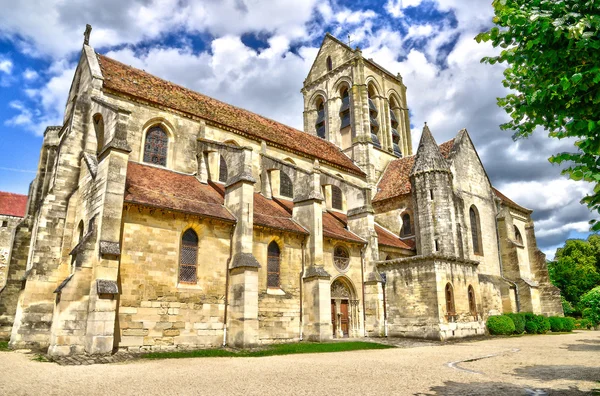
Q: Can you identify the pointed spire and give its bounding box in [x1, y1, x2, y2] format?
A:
[410, 123, 450, 176]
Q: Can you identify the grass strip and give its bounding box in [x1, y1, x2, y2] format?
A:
[0, 341, 9, 351]
[142, 341, 393, 360]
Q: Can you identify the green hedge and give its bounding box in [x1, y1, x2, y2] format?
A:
[575, 318, 593, 329]
[487, 313, 575, 335]
[487, 315, 516, 335]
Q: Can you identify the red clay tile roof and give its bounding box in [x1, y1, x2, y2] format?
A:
[322, 211, 366, 244]
[124, 162, 235, 222]
[0, 192, 27, 217]
[493, 187, 532, 213]
[375, 224, 415, 250]
[373, 140, 453, 203]
[253, 194, 308, 235]
[97, 54, 364, 176]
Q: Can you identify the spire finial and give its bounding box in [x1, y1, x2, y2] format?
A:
[83, 24, 92, 46]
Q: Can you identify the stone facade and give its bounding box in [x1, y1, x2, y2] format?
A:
[0, 31, 561, 355]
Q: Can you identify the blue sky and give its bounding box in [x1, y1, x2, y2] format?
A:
[0, 0, 595, 257]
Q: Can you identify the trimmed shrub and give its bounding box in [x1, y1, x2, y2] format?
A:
[487, 315, 516, 335]
[525, 321, 538, 334]
[534, 315, 551, 334]
[575, 319, 593, 330]
[505, 313, 525, 334]
[562, 317, 575, 332]
[549, 316, 564, 332]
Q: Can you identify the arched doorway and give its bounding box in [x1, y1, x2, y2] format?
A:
[330, 277, 359, 338]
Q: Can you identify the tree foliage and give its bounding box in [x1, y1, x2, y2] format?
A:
[476, 0, 600, 229]
[548, 234, 600, 313]
[580, 286, 600, 325]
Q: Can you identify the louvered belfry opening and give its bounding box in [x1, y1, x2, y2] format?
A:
[315, 98, 326, 139]
[143, 126, 168, 166]
[267, 241, 281, 288]
[179, 229, 199, 284]
[367, 87, 381, 148]
[339, 87, 351, 129]
[389, 99, 402, 157]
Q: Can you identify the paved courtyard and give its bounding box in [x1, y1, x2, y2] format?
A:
[0, 331, 598, 395]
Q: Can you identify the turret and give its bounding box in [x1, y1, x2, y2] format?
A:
[410, 124, 457, 256]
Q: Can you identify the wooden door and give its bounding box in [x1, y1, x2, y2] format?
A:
[331, 300, 336, 336]
[340, 300, 349, 337]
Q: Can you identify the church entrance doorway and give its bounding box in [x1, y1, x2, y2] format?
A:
[330, 277, 359, 338]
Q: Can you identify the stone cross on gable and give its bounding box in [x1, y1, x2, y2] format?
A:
[83, 24, 92, 46]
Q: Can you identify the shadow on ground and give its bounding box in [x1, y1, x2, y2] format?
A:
[564, 339, 600, 352]
[513, 365, 600, 383]
[418, 381, 595, 395]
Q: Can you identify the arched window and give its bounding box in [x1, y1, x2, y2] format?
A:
[280, 171, 293, 198]
[179, 229, 198, 284]
[93, 114, 104, 155]
[468, 285, 477, 316]
[367, 85, 381, 148]
[514, 225, 523, 244]
[331, 185, 343, 210]
[219, 155, 228, 183]
[77, 220, 84, 243]
[267, 241, 281, 288]
[315, 97, 326, 139]
[470, 205, 483, 255]
[326, 56, 333, 71]
[333, 245, 350, 271]
[143, 126, 168, 166]
[339, 86, 351, 130]
[445, 283, 455, 316]
[400, 213, 412, 236]
[389, 96, 401, 156]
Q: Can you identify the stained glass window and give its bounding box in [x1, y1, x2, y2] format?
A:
[143, 126, 168, 166]
[280, 171, 293, 198]
[331, 185, 343, 210]
[333, 245, 350, 271]
[267, 241, 280, 288]
[219, 155, 228, 183]
[179, 229, 198, 284]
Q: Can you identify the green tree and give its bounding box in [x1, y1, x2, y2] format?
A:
[580, 286, 600, 325]
[476, 0, 600, 229]
[548, 235, 600, 312]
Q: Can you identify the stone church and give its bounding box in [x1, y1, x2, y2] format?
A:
[0, 28, 562, 356]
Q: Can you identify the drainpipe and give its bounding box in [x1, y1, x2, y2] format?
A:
[299, 238, 306, 341]
[360, 244, 367, 337]
[495, 207, 520, 313]
[222, 225, 235, 346]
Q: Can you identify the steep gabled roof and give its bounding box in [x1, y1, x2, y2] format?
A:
[0, 192, 27, 218]
[373, 139, 454, 203]
[97, 54, 364, 176]
[411, 124, 450, 176]
[493, 187, 533, 214]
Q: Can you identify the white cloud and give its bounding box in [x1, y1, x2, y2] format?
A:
[22, 68, 39, 81]
[385, 0, 424, 18]
[0, 58, 12, 74]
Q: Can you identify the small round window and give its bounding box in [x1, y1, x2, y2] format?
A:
[333, 245, 350, 272]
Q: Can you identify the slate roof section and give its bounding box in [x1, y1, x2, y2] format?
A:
[0, 192, 28, 217]
[493, 187, 532, 214]
[124, 162, 235, 222]
[373, 139, 453, 203]
[375, 224, 415, 250]
[96, 54, 364, 176]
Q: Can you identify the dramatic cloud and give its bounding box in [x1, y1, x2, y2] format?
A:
[0, 0, 594, 257]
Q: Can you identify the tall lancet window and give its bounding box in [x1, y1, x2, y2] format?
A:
[315, 98, 326, 139]
[367, 85, 381, 148]
[389, 96, 402, 156]
[179, 229, 198, 284]
[470, 205, 483, 255]
[280, 171, 293, 199]
[219, 155, 228, 183]
[143, 126, 168, 166]
[267, 241, 281, 288]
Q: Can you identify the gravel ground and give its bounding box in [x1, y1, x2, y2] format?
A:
[0, 331, 598, 396]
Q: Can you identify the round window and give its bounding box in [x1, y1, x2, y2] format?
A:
[333, 245, 350, 272]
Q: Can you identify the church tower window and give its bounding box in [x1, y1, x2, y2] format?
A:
[179, 229, 198, 284]
[340, 87, 351, 129]
[389, 96, 402, 157]
[267, 241, 281, 288]
[143, 126, 168, 166]
[280, 171, 293, 199]
[218, 155, 228, 183]
[315, 98, 326, 139]
[367, 85, 381, 148]
[331, 185, 343, 210]
[470, 205, 483, 255]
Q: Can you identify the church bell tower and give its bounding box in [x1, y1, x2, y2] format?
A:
[301, 34, 412, 184]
